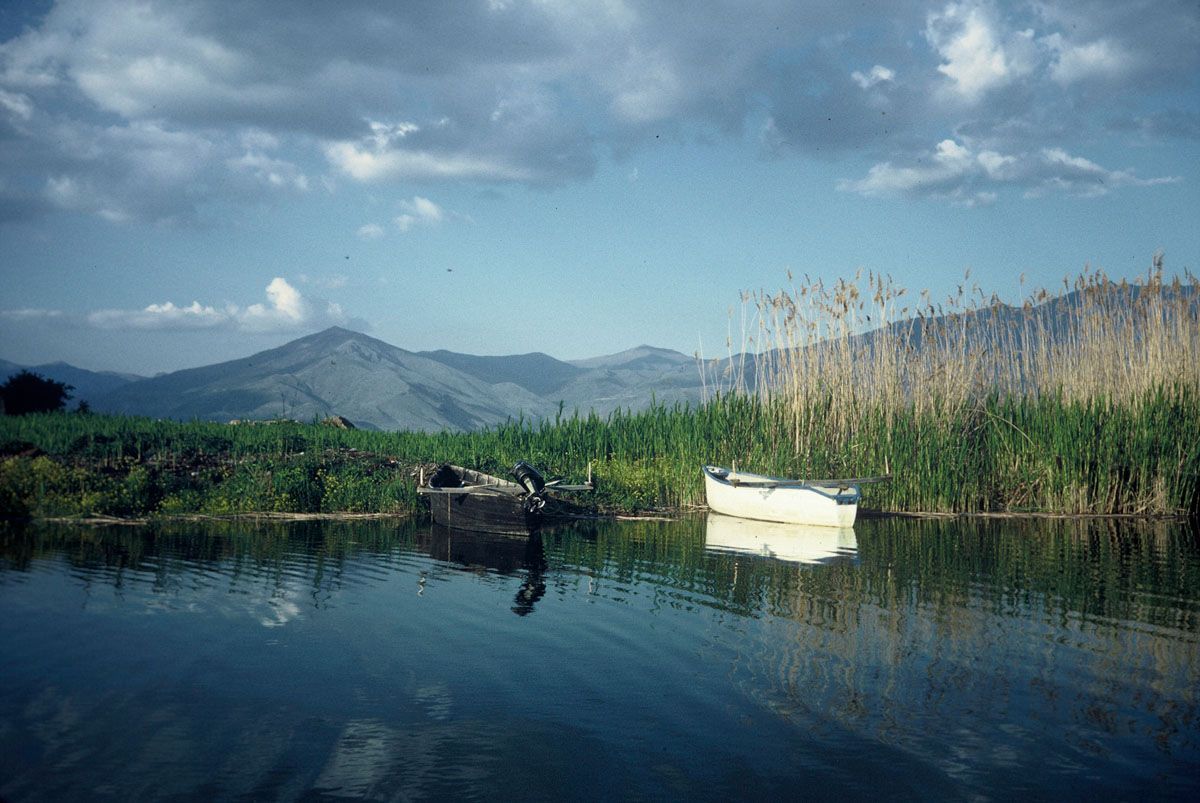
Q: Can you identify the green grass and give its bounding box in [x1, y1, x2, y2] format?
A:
[2, 386, 1198, 520]
[2, 263, 1196, 520]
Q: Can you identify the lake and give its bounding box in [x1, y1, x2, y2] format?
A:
[1, 515, 1197, 801]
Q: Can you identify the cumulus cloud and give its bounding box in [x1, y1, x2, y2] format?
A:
[0, 0, 1192, 221]
[607, 46, 685, 125]
[395, 196, 445, 232]
[840, 138, 1178, 204]
[1031, 148, 1179, 197]
[1043, 35, 1131, 85]
[925, 2, 1037, 103]
[851, 65, 895, 90]
[326, 135, 530, 183]
[0, 88, 33, 121]
[88, 300, 229, 329]
[86, 277, 347, 332]
[323, 117, 529, 182]
[356, 223, 385, 240]
[840, 139, 1007, 206]
[226, 151, 308, 191]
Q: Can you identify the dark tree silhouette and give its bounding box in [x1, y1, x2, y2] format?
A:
[0, 370, 73, 415]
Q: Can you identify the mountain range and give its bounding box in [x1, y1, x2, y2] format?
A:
[2, 328, 716, 431]
[4, 283, 1191, 431]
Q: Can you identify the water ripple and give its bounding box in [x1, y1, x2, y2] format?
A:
[1, 516, 1197, 800]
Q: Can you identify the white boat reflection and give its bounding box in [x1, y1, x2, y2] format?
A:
[704, 512, 858, 565]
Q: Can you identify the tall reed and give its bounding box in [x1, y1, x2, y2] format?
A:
[730, 254, 1199, 511]
[2, 259, 1197, 517]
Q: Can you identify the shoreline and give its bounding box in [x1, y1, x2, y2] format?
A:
[12, 508, 1194, 527]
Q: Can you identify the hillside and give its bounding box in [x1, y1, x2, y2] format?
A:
[1, 360, 142, 406]
[92, 327, 562, 431]
[15, 282, 1183, 431]
[57, 328, 718, 430]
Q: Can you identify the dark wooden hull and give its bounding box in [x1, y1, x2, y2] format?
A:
[421, 463, 592, 535]
[428, 525, 544, 573]
[427, 491, 542, 535]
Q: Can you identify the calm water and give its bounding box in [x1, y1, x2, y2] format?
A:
[1, 515, 1197, 801]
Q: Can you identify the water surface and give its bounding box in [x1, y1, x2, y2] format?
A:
[1, 515, 1197, 800]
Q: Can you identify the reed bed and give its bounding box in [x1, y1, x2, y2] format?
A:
[1, 260, 1197, 518]
[727, 254, 1199, 514]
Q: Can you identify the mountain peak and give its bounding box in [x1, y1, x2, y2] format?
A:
[569, 345, 692, 370]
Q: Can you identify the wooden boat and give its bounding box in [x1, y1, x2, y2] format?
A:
[704, 512, 856, 564]
[417, 462, 591, 535]
[702, 465, 888, 528]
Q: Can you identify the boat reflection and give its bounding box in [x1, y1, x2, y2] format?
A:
[704, 512, 857, 565]
[428, 525, 547, 615]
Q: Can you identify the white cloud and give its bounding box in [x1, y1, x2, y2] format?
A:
[0, 308, 63, 321]
[977, 149, 1017, 179]
[85, 278, 346, 332]
[356, 223, 385, 240]
[851, 65, 895, 90]
[238, 128, 281, 150]
[0, 0, 1191, 221]
[246, 277, 306, 324]
[34, 120, 215, 224]
[925, 2, 1035, 103]
[1030, 147, 1179, 197]
[841, 138, 1179, 204]
[367, 120, 420, 148]
[1044, 35, 1131, 85]
[394, 196, 445, 232]
[325, 137, 529, 183]
[608, 47, 684, 124]
[0, 88, 33, 121]
[88, 300, 229, 330]
[23, 0, 289, 121]
[227, 150, 308, 191]
[45, 175, 132, 223]
[840, 138, 1001, 206]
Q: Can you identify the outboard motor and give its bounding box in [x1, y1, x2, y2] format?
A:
[512, 461, 546, 495]
[512, 461, 547, 513]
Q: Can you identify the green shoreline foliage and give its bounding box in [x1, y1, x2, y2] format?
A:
[0, 387, 1197, 519]
[2, 261, 1197, 520]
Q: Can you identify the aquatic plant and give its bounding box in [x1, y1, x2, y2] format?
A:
[1, 260, 1197, 517]
[721, 254, 1200, 513]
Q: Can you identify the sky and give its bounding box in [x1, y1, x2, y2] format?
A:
[0, 0, 1197, 375]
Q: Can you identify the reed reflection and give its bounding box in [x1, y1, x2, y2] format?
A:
[2, 516, 1198, 798]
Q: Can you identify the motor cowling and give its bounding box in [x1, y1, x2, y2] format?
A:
[512, 461, 546, 495]
[512, 461, 548, 514]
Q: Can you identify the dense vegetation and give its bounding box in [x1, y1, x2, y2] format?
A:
[0, 370, 74, 415]
[1, 262, 1197, 520]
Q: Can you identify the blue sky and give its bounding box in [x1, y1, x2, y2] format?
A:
[1, 0, 1197, 374]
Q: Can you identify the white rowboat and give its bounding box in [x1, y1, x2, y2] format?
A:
[702, 465, 887, 528]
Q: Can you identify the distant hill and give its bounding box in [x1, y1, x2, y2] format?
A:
[92, 327, 558, 431]
[568, 345, 695, 371]
[1, 360, 142, 406]
[14, 283, 1183, 431]
[418, 350, 582, 396]
[66, 328, 720, 431]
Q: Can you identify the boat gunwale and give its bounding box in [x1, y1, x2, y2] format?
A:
[702, 465, 887, 490]
[418, 464, 526, 497]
